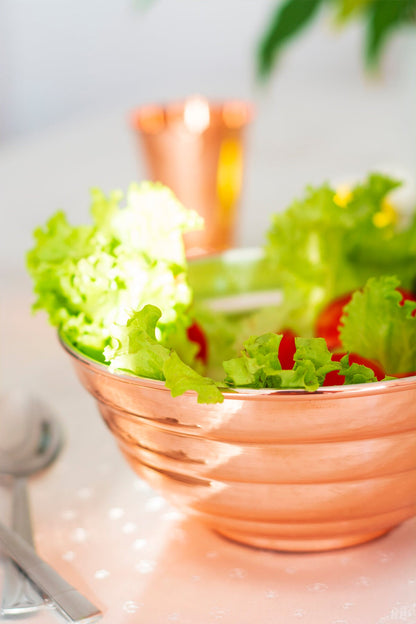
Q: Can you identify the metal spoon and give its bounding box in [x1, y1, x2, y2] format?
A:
[0, 394, 62, 615]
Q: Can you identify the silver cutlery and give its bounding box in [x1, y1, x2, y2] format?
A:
[0, 520, 102, 623]
[0, 394, 62, 614]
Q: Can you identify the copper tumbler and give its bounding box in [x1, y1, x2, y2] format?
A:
[130, 97, 253, 256]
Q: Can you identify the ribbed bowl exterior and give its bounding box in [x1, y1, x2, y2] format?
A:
[62, 339, 416, 552]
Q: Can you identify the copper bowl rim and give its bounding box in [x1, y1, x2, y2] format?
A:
[59, 332, 416, 401]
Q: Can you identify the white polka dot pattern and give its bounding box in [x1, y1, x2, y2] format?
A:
[6, 396, 413, 624]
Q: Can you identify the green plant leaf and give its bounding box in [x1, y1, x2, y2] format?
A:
[257, 0, 324, 79]
[366, 0, 416, 67]
[335, 0, 372, 22]
[132, 0, 156, 11]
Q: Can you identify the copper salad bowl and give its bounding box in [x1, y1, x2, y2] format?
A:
[60, 249, 416, 552]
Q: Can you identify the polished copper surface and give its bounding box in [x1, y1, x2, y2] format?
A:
[61, 338, 416, 552]
[130, 97, 253, 256]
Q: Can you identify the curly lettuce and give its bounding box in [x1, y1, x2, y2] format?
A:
[105, 305, 224, 404]
[266, 173, 416, 334]
[340, 276, 416, 375]
[27, 176, 416, 404]
[27, 182, 202, 357]
[224, 335, 340, 391]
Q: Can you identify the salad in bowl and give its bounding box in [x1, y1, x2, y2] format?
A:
[27, 173, 416, 400]
[26, 173, 416, 551]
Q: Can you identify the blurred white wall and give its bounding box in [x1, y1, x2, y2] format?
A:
[0, 0, 266, 140]
[1, 0, 415, 142]
[0, 0, 415, 271]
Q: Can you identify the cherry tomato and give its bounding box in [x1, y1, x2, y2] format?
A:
[278, 330, 297, 370]
[393, 371, 416, 378]
[316, 288, 416, 351]
[315, 293, 351, 350]
[400, 288, 416, 314]
[323, 352, 385, 386]
[187, 321, 208, 364]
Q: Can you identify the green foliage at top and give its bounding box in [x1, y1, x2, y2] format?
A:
[257, 0, 416, 79]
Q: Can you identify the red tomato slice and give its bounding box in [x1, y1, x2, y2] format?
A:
[187, 321, 208, 364]
[323, 352, 385, 386]
[278, 330, 297, 370]
[316, 288, 416, 351]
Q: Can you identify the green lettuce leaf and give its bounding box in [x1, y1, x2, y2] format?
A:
[293, 337, 341, 388]
[27, 182, 202, 354]
[105, 305, 170, 379]
[164, 352, 225, 404]
[191, 305, 246, 379]
[340, 276, 416, 375]
[337, 354, 378, 384]
[265, 173, 416, 335]
[105, 305, 224, 403]
[224, 333, 283, 387]
[224, 334, 340, 391]
[27, 176, 416, 404]
[159, 318, 201, 371]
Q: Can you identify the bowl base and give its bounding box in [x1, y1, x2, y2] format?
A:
[215, 527, 391, 552]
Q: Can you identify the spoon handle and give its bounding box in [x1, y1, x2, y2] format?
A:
[1, 477, 45, 615]
[13, 477, 35, 545]
[0, 519, 102, 623]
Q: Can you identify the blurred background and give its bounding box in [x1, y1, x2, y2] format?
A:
[1, 0, 415, 271]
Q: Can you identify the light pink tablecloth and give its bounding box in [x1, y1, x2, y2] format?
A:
[1, 276, 415, 624]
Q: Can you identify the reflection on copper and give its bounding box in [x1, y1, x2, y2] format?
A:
[131, 106, 165, 134]
[183, 97, 211, 134]
[62, 334, 416, 553]
[60, 251, 416, 553]
[130, 97, 253, 256]
[216, 138, 243, 231]
[222, 100, 252, 129]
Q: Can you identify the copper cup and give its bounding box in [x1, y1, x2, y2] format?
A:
[130, 97, 253, 256]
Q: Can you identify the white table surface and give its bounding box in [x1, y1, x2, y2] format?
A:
[1, 112, 416, 624]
